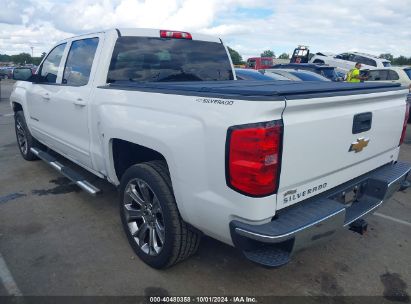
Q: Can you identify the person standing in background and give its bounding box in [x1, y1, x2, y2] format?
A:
[346, 62, 368, 82]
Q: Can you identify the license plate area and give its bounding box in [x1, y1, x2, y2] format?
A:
[329, 181, 368, 206]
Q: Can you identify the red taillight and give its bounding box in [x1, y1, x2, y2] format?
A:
[226, 120, 283, 197]
[399, 102, 410, 145]
[160, 30, 192, 40]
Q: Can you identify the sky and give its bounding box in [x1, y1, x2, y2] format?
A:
[0, 0, 410, 59]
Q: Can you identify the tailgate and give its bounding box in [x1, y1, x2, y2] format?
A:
[277, 89, 408, 210]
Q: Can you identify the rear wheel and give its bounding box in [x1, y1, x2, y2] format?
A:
[119, 161, 201, 268]
[14, 111, 39, 161]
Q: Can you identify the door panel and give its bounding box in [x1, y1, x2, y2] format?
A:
[40, 36, 101, 168]
[28, 43, 67, 143]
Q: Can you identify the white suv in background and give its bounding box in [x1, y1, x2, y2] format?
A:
[310, 52, 391, 72]
[362, 67, 411, 87]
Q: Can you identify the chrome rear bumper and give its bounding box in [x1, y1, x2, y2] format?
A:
[230, 161, 411, 268]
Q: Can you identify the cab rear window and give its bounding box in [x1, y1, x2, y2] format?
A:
[107, 37, 233, 82]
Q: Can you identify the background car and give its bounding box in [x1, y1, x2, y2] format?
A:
[361, 67, 411, 87]
[235, 68, 289, 81]
[270, 63, 343, 81]
[310, 52, 391, 72]
[263, 69, 331, 81]
[245, 57, 273, 70]
[0, 67, 14, 79]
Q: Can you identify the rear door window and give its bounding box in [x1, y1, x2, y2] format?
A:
[369, 70, 389, 81]
[347, 54, 356, 62]
[388, 70, 399, 80]
[336, 53, 349, 60]
[261, 59, 272, 66]
[354, 55, 377, 67]
[108, 37, 233, 82]
[363, 57, 377, 67]
[63, 37, 99, 86]
[404, 69, 411, 80]
[367, 70, 381, 81]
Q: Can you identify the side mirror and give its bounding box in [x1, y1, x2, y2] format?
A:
[13, 68, 33, 81]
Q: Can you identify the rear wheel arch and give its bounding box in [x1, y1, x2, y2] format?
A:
[111, 138, 170, 183]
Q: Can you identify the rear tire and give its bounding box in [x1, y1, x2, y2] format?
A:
[14, 111, 39, 161]
[119, 161, 201, 269]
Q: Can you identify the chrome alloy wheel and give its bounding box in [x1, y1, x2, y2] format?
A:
[16, 119, 28, 155]
[123, 178, 165, 256]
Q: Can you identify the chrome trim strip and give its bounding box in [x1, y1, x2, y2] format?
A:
[50, 161, 63, 171]
[30, 147, 39, 155]
[386, 168, 410, 189]
[76, 180, 99, 196]
[30, 147, 100, 196]
[235, 208, 345, 241]
[343, 200, 384, 227]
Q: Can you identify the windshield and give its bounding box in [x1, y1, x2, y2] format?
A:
[262, 72, 291, 81]
[320, 68, 337, 79]
[382, 62, 391, 67]
[235, 70, 274, 80]
[108, 37, 233, 82]
[247, 60, 256, 68]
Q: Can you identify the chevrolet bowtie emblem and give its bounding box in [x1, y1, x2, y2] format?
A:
[349, 138, 370, 153]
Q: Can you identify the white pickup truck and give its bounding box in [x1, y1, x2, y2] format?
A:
[10, 28, 411, 269]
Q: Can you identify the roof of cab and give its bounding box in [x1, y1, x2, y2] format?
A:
[59, 28, 221, 44]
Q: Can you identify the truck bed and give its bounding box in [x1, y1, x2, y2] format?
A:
[102, 80, 403, 100]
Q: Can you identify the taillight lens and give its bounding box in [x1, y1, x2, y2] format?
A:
[226, 120, 283, 196]
[160, 30, 192, 39]
[399, 101, 410, 145]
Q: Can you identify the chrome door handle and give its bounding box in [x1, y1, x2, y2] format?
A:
[73, 98, 86, 107]
[42, 93, 50, 101]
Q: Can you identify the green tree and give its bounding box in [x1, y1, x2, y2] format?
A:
[261, 50, 275, 58]
[227, 46, 243, 65]
[379, 53, 394, 62]
[32, 52, 46, 65]
[393, 55, 411, 66]
[278, 53, 290, 59]
[10, 53, 32, 65]
[0, 54, 12, 62]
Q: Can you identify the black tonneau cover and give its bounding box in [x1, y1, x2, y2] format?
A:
[102, 80, 403, 100]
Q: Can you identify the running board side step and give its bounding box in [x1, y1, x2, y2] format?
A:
[30, 147, 101, 196]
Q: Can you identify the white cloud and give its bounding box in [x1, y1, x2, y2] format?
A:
[0, 0, 410, 59]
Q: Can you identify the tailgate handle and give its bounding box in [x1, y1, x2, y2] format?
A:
[352, 112, 372, 134]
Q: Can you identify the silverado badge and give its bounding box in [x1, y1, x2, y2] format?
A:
[349, 138, 369, 153]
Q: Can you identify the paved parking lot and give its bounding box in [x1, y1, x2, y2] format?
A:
[0, 79, 410, 299]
